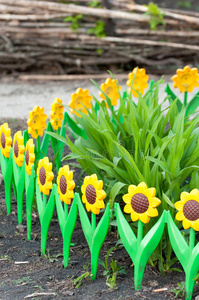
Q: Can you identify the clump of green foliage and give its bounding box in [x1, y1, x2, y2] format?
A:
[63, 14, 83, 32]
[145, 2, 166, 30]
[88, 20, 106, 37]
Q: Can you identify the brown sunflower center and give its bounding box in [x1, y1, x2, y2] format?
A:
[131, 193, 149, 214]
[14, 141, 19, 158]
[183, 200, 199, 221]
[25, 149, 29, 166]
[86, 184, 96, 205]
[60, 175, 67, 195]
[1, 132, 6, 149]
[39, 167, 46, 186]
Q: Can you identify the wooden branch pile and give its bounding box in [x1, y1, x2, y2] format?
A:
[0, 0, 199, 78]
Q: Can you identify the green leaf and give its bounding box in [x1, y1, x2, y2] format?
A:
[114, 203, 137, 263]
[65, 111, 87, 139]
[165, 83, 182, 111]
[41, 185, 56, 231]
[77, 194, 92, 250]
[166, 211, 189, 270]
[162, 193, 175, 208]
[186, 92, 199, 116]
[137, 212, 165, 269]
[109, 182, 126, 207]
[91, 204, 110, 279]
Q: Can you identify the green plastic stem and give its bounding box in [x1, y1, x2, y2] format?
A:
[55, 190, 78, 268]
[189, 227, 195, 253]
[25, 168, 35, 240]
[64, 203, 68, 219]
[43, 194, 47, 207]
[184, 91, 188, 106]
[137, 220, 143, 247]
[91, 212, 96, 233]
[36, 136, 41, 160]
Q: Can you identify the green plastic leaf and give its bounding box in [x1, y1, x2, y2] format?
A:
[166, 211, 189, 270]
[41, 185, 56, 232]
[77, 195, 92, 250]
[165, 83, 182, 111]
[115, 203, 137, 263]
[55, 188, 65, 234]
[63, 194, 78, 239]
[138, 212, 165, 265]
[91, 204, 110, 279]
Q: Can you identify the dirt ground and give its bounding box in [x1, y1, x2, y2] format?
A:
[0, 118, 199, 300]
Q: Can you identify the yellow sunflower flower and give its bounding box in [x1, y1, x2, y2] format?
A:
[175, 189, 199, 231]
[50, 97, 64, 131]
[13, 131, 25, 167]
[69, 88, 93, 117]
[123, 182, 161, 224]
[27, 106, 47, 139]
[172, 65, 199, 93]
[57, 165, 75, 205]
[37, 157, 54, 195]
[126, 67, 149, 97]
[81, 174, 106, 215]
[99, 78, 121, 106]
[25, 139, 35, 176]
[0, 123, 12, 158]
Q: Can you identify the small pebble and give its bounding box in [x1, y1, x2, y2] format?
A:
[16, 224, 26, 233]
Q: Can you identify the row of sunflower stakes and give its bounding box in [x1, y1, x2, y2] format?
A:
[0, 122, 199, 300]
[1, 65, 199, 299]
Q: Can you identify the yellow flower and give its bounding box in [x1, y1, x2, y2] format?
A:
[99, 78, 121, 106]
[25, 139, 35, 176]
[50, 98, 64, 131]
[172, 66, 199, 93]
[27, 106, 47, 139]
[0, 123, 12, 158]
[69, 88, 92, 117]
[81, 174, 106, 215]
[123, 182, 161, 224]
[13, 131, 25, 167]
[37, 157, 54, 195]
[175, 189, 199, 231]
[126, 67, 149, 97]
[57, 165, 75, 204]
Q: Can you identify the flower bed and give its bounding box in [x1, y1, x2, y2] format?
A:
[1, 66, 199, 299]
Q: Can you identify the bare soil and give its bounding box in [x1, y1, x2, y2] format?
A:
[0, 118, 198, 300]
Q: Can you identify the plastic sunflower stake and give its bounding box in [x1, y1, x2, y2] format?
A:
[115, 203, 165, 290]
[25, 167, 35, 240]
[55, 190, 78, 267]
[165, 65, 199, 117]
[77, 173, 110, 280]
[166, 188, 199, 300]
[77, 197, 110, 280]
[0, 123, 13, 214]
[12, 131, 26, 224]
[116, 182, 164, 290]
[36, 182, 56, 255]
[0, 148, 13, 214]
